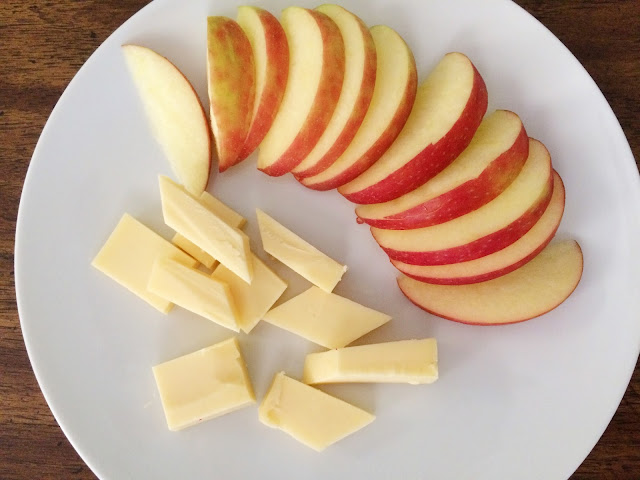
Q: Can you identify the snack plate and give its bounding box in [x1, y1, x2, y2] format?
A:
[15, 0, 640, 478]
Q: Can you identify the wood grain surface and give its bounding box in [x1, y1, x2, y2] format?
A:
[1, 1, 638, 479]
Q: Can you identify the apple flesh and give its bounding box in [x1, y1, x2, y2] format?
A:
[338, 52, 488, 204]
[291, 5, 377, 179]
[372, 138, 553, 265]
[207, 16, 256, 172]
[397, 240, 583, 325]
[236, 6, 289, 162]
[122, 45, 211, 196]
[298, 25, 417, 191]
[356, 110, 529, 229]
[257, 7, 345, 176]
[392, 170, 565, 284]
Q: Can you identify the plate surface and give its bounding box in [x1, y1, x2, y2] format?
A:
[15, 0, 640, 479]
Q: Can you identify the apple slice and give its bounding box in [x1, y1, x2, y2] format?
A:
[397, 240, 584, 325]
[298, 25, 416, 191]
[207, 16, 255, 172]
[372, 138, 553, 265]
[338, 52, 488, 204]
[356, 110, 528, 229]
[235, 6, 289, 162]
[122, 45, 211, 196]
[257, 7, 345, 176]
[392, 171, 565, 284]
[290, 5, 376, 179]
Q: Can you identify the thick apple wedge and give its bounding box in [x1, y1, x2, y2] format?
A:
[122, 45, 211, 196]
[338, 52, 488, 204]
[299, 25, 416, 191]
[207, 17, 255, 172]
[291, 5, 376, 179]
[236, 6, 289, 162]
[356, 110, 528, 229]
[398, 240, 584, 325]
[372, 138, 553, 265]
[258, 7, 345, 176]
[393, 171, 565, 284]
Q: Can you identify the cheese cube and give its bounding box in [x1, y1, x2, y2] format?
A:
[303, 339, 438, 385]
[211, 254, 287, 333]
[153, 337, 255, 431]
[262, 286, 391, 349]
[259, 372, 374, 451]
[148, 258, 239, 331]
[172, 191, 247, 269]
[159, 176, 253, 283]
[256, 209, 346, 292]
[91, 213, 198, 313]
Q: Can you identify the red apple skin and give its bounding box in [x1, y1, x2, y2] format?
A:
[236, 8, 289, 162]
[339, 62, 488, 204]
[292, 14, 377, 179]
[259, 9, 345, 177]
[397, 242, 583, 326]
[300, 67, 417, 192]
[357, 122, 529, 229]
[396, 240, 549, 284]
[378, 172, 554, 266]
[207, 17, 255, 172]
[392, 172, 566, 283]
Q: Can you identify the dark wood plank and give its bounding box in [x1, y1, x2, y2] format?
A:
[0, 1, 637, 479]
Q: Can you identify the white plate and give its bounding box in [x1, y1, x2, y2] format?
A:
[15, 0, 640, 478]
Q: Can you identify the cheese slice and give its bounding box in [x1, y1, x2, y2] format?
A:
[91, 213, 198, 313]
[153, 337, 255, 431]
[159, 176, 253, 283]
[303, 339, 438, 385]
[199, 191, 247, 228]
[211, 254, 287, 333]
[171, 234, 212, 269]
[172, 191, 247, 269]
[256, 209, 346, 292]
[262, 286, 391, 348]
[148, 258, 239, 331]
[259, 372, 375, 451]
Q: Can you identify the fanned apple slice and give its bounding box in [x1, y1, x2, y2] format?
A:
[291, 5, 376, 179]
[122, 45, 211, 196]
[339, 52, 488, 204]
[236, 6, 289, 162]
[258, 7, 345, 176]
[372, 138, 553, 265]
[393, 171, 565, 284]
[356, 110, 528, 229]
[398, 240, 584, 325]
[207, 17, 255, 172]
[299, 24, 416, 191]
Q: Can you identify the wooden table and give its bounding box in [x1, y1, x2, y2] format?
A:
[1, 1, 638, 478]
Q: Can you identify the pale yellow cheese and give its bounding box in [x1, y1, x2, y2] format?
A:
[91, 213, 198, 313]
[256, 209, 346, 292]
[153, 337, 255, 431]
[262, 286, 391, 348]
[172, 191, 247, 269]
[199, 191, 247, 228]
[171, 234, 214, 269]
[159, 176, 253, 283]
[211, 254, 287, 333]
[259, 372, 374, 451]
[148, 258, 239, 331]
[303, 339, 438, 385]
